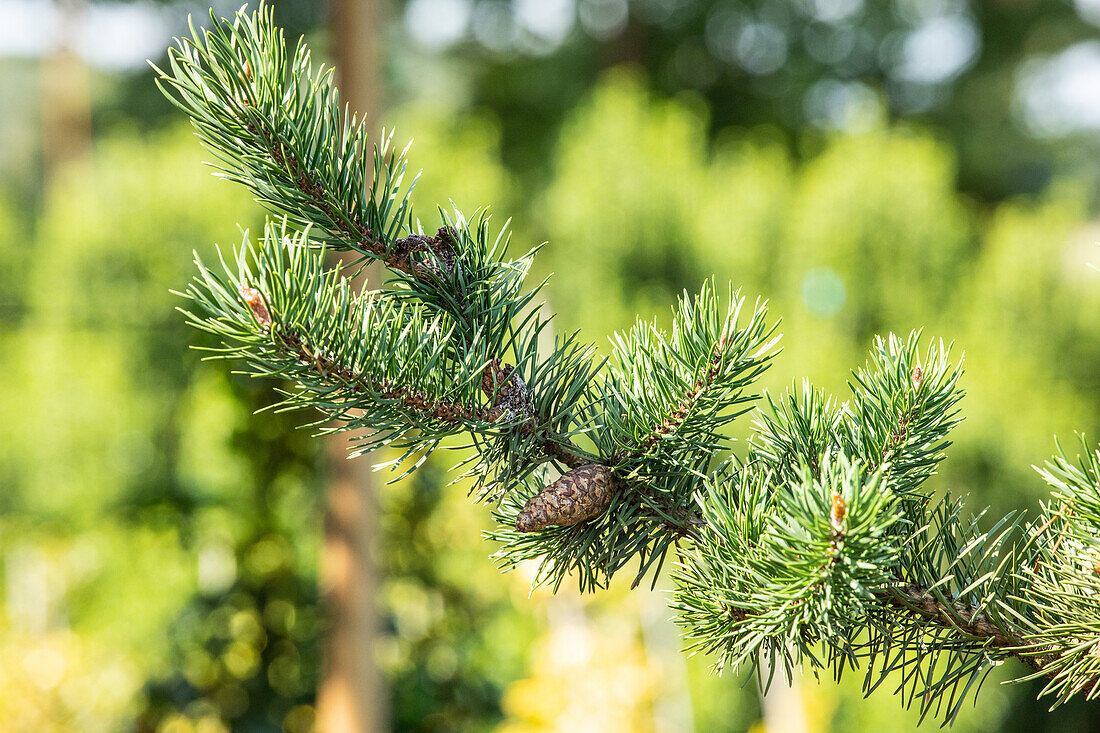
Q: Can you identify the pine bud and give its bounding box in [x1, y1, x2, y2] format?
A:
[515, 464, 617, 532]
[830, 491, 846, 533]
[912, 365, 923, 390]
[239, 285, 272, 328]
[236, 62, 254, 108]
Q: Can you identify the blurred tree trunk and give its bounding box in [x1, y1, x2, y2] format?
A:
[602, 16, 646, 69]
[317, 1, 387, 731]
[41, 0, 91, 177]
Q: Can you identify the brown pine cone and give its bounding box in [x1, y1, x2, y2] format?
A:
[515, 464, 617, 532]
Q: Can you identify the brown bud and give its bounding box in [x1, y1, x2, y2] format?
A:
[239, 285, 272, 327]
[912, 365, 923, 390]
[243, 60, 252, 80]
[515, 464, 617, 532]
[830, 492, 846, 533]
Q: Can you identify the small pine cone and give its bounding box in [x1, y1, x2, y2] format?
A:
[481, 360, 535, 433]
[515, 464, 617, 532]
[481, 359, 515, 398]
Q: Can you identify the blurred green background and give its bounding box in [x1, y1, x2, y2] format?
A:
[2, 0, 1100, 731]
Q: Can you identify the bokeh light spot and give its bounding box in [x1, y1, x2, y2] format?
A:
[801, 267, 847, 317]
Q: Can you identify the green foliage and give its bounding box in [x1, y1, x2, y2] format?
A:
[0, 128, 256, 520]
[0, 121, 328, 730]
[783, 130, 971, 339]
[377, 458, 534, 730]
[1020, 439, 1100, 703]
[0, 198, 23, 324]
[184, 222, 482, 458]
[541, 71, 713, 333]
[153, 5, 1100, 725]
[538, 71, 792, 337]
[137, 523, 323, 732]
[674, 331, 1007, 724]
[673, 456, 903, 674]
[163, 6, 782, 597]
[391, 103, 515, 221]
[951, 194, 1100, 514]
[156, 5, 414, 260]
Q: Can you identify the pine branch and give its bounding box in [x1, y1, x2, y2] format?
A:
[672, 456, 904, 672]
[160, 4, 1100, 719]
[840, 332, 964, 502]
[161, 4, 781, 593]
[154, 5, 415, 265]
[1013, 439, 1100, 704]
[597, 280, 780, 477]
[674, 333, 1100, 722]
[181, 223, 502, 459]
[488, 452, 713, 592]
[158, 4, 595, 469]
[876, 583, 1051, 673]
[857, 496, 1037, 722]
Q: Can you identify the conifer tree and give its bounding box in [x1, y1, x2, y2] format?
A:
[154, 5, 1100, 722]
